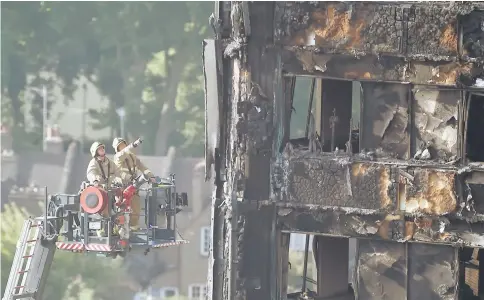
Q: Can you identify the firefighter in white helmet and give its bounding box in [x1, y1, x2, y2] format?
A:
[112, 137, 155, 231]
[86, 141, 122, 188]
[86, 141, 123, 237]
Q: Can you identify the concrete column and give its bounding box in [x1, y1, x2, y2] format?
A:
[277, 232, 290, 300]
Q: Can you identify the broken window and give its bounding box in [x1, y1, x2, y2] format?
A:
[319, 79, 358, 153]
[459, 247, 484, 299]
[412, 87, 459, 162]
[357, 240, 406, 299]
[288, 78, 361, 153]
[407, 243, 458, 300]
[286, 233, 317, 295]
[460, 10, 484, 58]
[466, 92, 484, 162]
[466, 171, 484, 214]
[360, 82, 410, 159]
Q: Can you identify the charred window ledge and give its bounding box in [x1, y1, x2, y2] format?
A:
[278, 209, 484, 248]
[284, 45, 484, 64]
[280, 148, 468, 169]
[282, 49, 482, 86]
[272, 202, 484, 224]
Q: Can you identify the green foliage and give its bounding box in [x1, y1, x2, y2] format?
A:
[1, 203, 132, 300]
[287, 251, 316, 293]
[0, 203, 29, 292]
[1, 2, 212, 156]
[1, 2, 97, 150]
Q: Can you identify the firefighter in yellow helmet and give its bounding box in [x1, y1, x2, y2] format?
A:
[86, 142, 122, 188]
[112, 137, 155, 230]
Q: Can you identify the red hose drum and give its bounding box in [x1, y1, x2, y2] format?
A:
[80, 186, 109, 214]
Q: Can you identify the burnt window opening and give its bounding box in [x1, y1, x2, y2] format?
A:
[320, 79, 361, 153]
[459, 10, 484, 58]
[360, 83, 410, 159]
[351, 82, 362, 153]
[288, 78, 361, 153]
[286, 233, 317, 296]
[466, 93, 484, 162]
[459, 247, 484, 299]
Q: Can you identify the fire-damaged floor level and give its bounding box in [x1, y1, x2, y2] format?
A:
[279, 230, 484, 300]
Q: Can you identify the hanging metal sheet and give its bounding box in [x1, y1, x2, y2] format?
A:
[203, 39, 222, 181]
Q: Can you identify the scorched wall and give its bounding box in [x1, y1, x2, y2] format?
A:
[205, 2, 484, 300]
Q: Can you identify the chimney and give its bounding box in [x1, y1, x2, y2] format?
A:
[44, 124, 64, 154]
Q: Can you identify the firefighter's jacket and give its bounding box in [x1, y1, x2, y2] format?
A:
[113, 145, 154, 185]
[86, 157, 122, 187]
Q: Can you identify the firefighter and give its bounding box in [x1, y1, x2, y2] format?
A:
[86, 142, 123, 188]
[86, 141, 123, 237]
[112, 137, 155, 230]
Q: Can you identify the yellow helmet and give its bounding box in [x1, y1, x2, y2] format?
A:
[112, 137, 126, 153]
[90, 142, 105, 157]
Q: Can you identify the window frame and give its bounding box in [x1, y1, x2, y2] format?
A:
[200, 226, 211, 256]
[160, 287, 179, 299]
[188, 283, 207, 300]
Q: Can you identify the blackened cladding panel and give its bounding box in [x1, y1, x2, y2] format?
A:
[404, 168, 457, 215]
[361, 82, 410, 159]
[287, 155, 351, 206]
[350, 162, 396, 211]
[357, 240, 406, 300]
[284, 149, 396, 211]
[277, 2, 475, 57]
[407, 244, 458, 300]
[406, 5, 460, 57]
[278, 2, 401, 54]
[412, 87, 459, 161]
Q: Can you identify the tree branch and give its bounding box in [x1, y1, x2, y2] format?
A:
[153, 41, 193, 155]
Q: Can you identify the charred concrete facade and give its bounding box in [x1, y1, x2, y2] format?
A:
[204, 2, 484, 300]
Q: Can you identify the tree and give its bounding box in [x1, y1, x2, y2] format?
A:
[85, 2, 211, 156]
[1, 2, 99, 150]
[1, 2, 211, 156]
[1, 203, 133, 300]
[287, 250, 316, 293]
